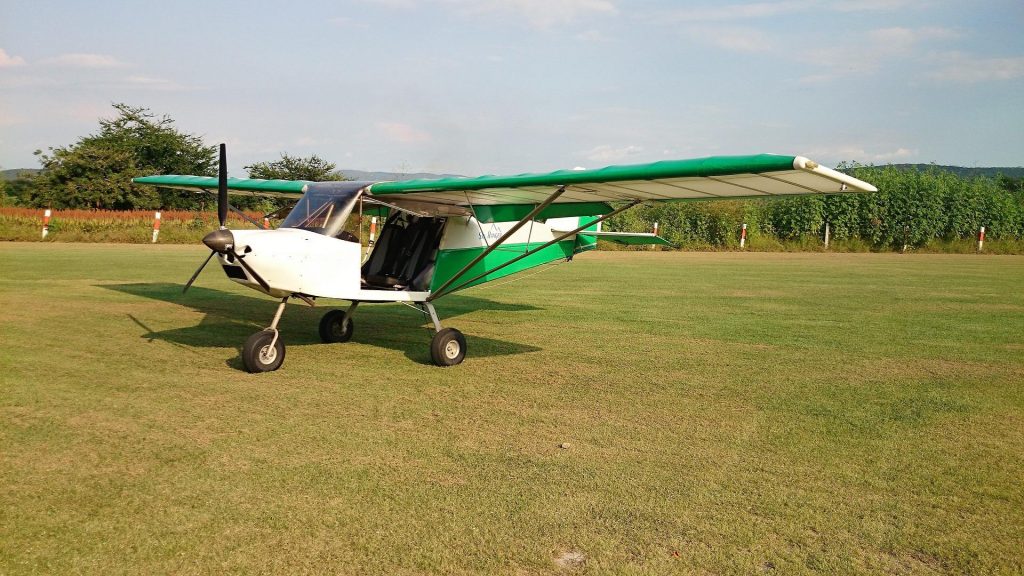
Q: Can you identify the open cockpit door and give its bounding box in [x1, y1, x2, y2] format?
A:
[361, 211, 446, 291]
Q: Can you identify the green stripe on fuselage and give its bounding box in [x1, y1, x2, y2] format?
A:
[431, 240, 576, 293]
[470, 202, 613, 224]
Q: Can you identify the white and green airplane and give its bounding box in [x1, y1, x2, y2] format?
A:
[134, 145, 876, 373]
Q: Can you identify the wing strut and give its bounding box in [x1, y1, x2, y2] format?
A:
[428, 199, 641, 302]
[428, 185, 566, 298]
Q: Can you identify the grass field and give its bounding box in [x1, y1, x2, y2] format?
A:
[1, 244, 1022, 575]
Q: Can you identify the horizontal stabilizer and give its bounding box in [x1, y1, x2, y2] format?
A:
[585, 231, 673, 246]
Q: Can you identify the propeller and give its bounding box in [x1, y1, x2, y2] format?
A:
[182, 144, 271, 294]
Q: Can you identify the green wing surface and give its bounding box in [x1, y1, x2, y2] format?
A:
[132, 175, 309, 197]
[369, 155, 875, 209]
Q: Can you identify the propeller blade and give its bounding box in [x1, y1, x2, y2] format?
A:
[183, 249, 217, 293]
[218, 143, 228, 228]
[231, 251, 271, 292]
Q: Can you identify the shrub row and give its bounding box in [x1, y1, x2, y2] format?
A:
[605, 165, 1024, 252]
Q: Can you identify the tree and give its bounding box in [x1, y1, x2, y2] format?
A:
[27, 103, 217, 209]
[245, 153, 348, 182]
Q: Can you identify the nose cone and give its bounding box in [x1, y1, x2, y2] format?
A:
[202, 229, 234, 253]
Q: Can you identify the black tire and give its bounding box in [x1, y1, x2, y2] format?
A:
[242, 330, 286, 373]
[430, 328, 466, 367]
[319, 309, 354, 343]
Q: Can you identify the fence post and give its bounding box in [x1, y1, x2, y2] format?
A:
[977, 226, 985, 252]
[41, 209, 51, 239]
[740, 223, 747, 249]
[366, 216, 378, 258]
[152, 211, 161, 243]
[824, 222, 830, 249]
[902, 225, 909, 254]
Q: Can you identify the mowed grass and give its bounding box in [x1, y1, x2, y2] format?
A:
[1, 244, 1022, 575]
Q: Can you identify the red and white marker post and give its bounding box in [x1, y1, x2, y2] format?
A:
[41, 209, 52, 239]
[977, 226, 985, 252]
[366, 216, 378, 258]
[263, 216, 271, 230]
[740, 223, 747, 249]
[151, 211, 161, 243]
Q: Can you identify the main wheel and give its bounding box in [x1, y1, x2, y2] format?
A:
[319, 310, 354, 343]
[430, 328, 466, 367]
[242, 330, 286, 373]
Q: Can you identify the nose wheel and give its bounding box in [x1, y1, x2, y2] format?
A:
[242, 297, 290, 373]
[242, 330, 286, 372]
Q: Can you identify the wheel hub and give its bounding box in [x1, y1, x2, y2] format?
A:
[259, 344, 278, 364]
[444, 340, 460, 359]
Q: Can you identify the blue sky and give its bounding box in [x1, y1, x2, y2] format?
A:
[1, 0, 1022, 176]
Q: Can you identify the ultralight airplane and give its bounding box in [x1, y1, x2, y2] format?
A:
[134, 145, 876, 373]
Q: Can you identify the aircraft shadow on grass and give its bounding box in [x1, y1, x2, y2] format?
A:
[102, 283, 544, 367]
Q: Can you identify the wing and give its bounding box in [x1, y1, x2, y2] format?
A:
[132, 175, 311, 198]
[368, 154, 875, 220]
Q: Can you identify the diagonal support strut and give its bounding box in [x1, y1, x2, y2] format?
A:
[428, 200, 641, 302]
[428, 185, 566, 299]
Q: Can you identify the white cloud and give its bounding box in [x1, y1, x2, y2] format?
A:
[830, 0, 924, 11]
[328, 16, 370, 28]
[42, 53, 127, 68]
[450, 0, 616, 28]
[805, 145, 918, 162]
[657, 0, 926, 22]
[574, 29, 612, 43]
[927, 53, 1024, 83]
[687, 26, 773, 53]
[800, 26, 958, 80]
[0, 48, 26, 68]
[366, 0, 617, 28]
[122, 75, 192, 91]
[378, 122, 432, 143]
[660, 1, 811, 22]
[579, 144, 644, 163]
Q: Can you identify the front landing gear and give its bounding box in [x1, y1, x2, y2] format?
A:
[424, 302, 466, 367]
[242, 297, 289, 373]
[243, 330, 285, 372]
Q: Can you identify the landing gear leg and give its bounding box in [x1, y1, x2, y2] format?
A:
[424, 302, 466, 367]
[242, 297, 288, 373]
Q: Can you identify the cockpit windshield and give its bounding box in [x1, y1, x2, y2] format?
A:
[280, 183, 364, 239]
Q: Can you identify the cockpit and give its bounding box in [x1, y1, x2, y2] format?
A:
[279, 182, 370, 242]
[278, 181, 448, 292]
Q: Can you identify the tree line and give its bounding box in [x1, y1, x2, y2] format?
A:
[0, 104, 344, 212]
[3, 104, 1022, 250]
[605, 165, 1023, 250]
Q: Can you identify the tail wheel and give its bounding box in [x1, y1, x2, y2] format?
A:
[430, 328, 466, 367]
[319, 310, 354, 343]
[242, 330, 285, 373]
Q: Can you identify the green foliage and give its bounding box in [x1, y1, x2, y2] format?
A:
[607, 164, 1024, 251]
[26, 104, 217, 210]
[245, 153, 348, 182]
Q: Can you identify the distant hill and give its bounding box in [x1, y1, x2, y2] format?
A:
[2, 168, 41, 181]
[887, 164, 1024, 178]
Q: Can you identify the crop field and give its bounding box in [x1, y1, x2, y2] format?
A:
[1, 244, 1022, 575]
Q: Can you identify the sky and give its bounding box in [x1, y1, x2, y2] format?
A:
[1, 0, 1022, 176]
